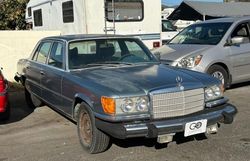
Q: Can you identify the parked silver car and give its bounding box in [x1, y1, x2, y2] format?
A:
[154, 16, 250, 88]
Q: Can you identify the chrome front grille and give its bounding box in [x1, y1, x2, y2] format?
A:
[151, 88, 204, 119]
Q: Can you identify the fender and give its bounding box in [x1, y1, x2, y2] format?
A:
[72, 93, 94, 119]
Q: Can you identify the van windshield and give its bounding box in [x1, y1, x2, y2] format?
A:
[68, 38, 158, 69]
[169, 22, 232, 45]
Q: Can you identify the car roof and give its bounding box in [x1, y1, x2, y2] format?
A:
[194, 16, 250, 25]
[42, 34, 134, 42]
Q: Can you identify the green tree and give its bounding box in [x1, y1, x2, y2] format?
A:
[0, 0, 29, 30]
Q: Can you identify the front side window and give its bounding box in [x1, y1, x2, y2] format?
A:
[68, 38, 157, 69]
[106, 0, 143, 22]
[62, 1, 74, 23]
[169, 22, 232, 45]
[33, 9, 43, 26]
[48, 42, 64, 69]
[35, 42, 52, 64]
[231, 22, 250, 44]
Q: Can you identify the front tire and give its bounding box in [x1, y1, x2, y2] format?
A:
[77, 103, 110, 154]
[207, 65, 229, 89]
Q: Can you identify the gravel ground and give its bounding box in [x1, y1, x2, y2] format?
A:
[0, 82, 250, 161]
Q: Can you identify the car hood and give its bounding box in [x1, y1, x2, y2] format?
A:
[154, 44, 213, 61]
[71, 64, 218, 96]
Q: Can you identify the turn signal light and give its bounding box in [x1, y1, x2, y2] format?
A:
[194, 55, 203, 66]
[101, 96, 115, 115]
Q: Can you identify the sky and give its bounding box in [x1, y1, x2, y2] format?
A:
[162, 0, 223, 6]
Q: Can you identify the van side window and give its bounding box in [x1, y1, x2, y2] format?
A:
[33, 9, 43, 26]
[62, 1, 74, 23]
[35, 42, 52, 64]
[231, 23, 250, 43]
[105, 0, 144, 22]
[48, 42, 64, 69]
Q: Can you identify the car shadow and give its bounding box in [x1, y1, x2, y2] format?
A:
[0, 89, 34, 125]
[111, 133, 207, 150]
[228, 81, 250, 90]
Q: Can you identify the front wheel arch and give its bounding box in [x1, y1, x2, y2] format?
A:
[207, 63, 231, 88]
[73, 97, 92, 120]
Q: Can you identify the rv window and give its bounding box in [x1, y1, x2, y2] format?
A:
[33, 9, 43, 26]
[62, 1, 74, 23]
[28, 7, 32, 17]
[106, 0, 143, 22]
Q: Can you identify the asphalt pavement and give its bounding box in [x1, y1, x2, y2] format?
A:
[0, 82, 250, 161]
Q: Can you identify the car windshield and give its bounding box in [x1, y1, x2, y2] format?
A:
[169, 22, 232, 45]
[162, 20, 176, 32]
[68, 38, 158, 69]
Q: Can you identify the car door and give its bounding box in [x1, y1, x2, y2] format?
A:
[228, 22, 250, 82]
[26, 41, 52, 98]
[41, 41, 65, 110]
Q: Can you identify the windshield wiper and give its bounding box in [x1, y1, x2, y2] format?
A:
[93, 61, 134, 66]
[71, 62, 135, 70]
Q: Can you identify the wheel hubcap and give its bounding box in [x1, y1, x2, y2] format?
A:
[212, 71, 225, 85]
[79, 112, 92, 146]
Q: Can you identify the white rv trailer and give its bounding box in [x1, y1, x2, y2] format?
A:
[26, 0, 162, 49]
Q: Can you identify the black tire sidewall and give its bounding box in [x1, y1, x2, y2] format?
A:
[24, 85, 42, 108]
[77, 103, 96, 152]
[25, 89, 36, 109]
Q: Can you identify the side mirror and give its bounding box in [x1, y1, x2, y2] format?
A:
[224, 39, 232, 47]
[231, 36, 249, 45]
[154, 52, 161, 60]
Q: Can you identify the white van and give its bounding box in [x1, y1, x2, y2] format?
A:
[26, 0, 162, 49]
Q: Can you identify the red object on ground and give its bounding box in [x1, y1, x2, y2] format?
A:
[0, 72, 7, 113]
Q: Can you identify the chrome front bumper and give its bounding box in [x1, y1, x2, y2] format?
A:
[95, 103, 237, 139]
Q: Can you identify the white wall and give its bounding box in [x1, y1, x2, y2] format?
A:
[0, 31, 61, 81]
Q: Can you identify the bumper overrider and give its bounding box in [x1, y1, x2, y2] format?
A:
[95, 103, 237, 139]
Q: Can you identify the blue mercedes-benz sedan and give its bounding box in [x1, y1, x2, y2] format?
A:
[15, 35, 237, 154]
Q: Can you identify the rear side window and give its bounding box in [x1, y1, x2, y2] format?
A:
[34, 42, 52, 64]
[48, 42, 64, 69]
[105, 0, 144, 22]
[62, 1, 74, 23]
[33, 9, 43, 26]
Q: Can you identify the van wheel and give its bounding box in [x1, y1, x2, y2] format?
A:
[25, 88, 43, 109]
[207, 65, 229, 89]
[77, 103, 110, 154]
